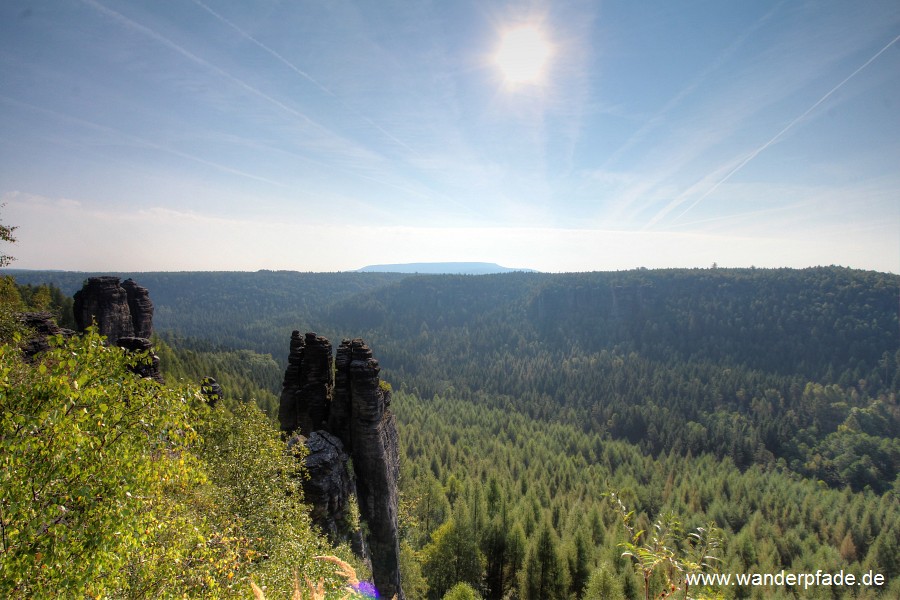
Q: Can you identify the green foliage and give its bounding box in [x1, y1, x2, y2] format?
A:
[0, 329, 204, 596]
[395, 391, 899, 599]
[400, 540, 430, 600]
[0, 276, 75, 344]
[0, 329, 349, 597]
[192, 400, 333, 594]
[9, 267, 899, 598]
[609, 492, 724, 600]
[442, 581, 482, 600]
[0, 207, 16, 268]
[584, 563, 623, 600]
[0, 278, 26, 344]
[422, 504, 484, 599]
[154, 335, 282, 418]
[520, 520, 567, 600]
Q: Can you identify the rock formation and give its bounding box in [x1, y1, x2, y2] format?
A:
[280, 332, 403, 600]
[290, 430, 367, 559]
[121, 278, 154, 338]
[18, 311, 75, 358]
[116, 336, 163, 383]
[73, 276, 161, 381]
[73, 276, 154, 343]
[200, 376, 224, 407]
[279, 332, 332, 435]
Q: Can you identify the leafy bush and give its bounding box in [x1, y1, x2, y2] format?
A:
[442, 581, 481, 600]
[1, 330, 206, 595]
[0, 330, 354, 597]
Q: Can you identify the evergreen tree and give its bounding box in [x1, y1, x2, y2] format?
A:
[584, 563, 624, 600]
[422, 503, 484, 599]
[520, 520, 567, 600]
[566, 530, 591, 598]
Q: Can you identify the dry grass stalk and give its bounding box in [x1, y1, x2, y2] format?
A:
[249, 555, 398, 600]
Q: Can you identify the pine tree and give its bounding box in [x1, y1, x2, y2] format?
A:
[520, 520, 567, 600]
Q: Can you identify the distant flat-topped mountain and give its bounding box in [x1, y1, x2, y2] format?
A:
[356, 262, 536, 274]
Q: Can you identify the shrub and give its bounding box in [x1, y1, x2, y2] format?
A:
[0, 329, 354, 597]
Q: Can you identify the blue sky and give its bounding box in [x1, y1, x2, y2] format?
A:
[1, 0, 898, 272]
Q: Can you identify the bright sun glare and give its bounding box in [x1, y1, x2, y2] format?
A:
[494, 25, 553, 85]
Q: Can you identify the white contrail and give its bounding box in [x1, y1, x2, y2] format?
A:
[668, 32, 900, 225]
[0, 94, 289, 188]
[80, 0, 435, 194]
[190, 0, 417, 154]
[80, 0, 322, 128]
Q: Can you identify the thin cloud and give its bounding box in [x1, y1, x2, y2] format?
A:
[79, 0, 388, 167]
[665, 32, 900, 225]
[0, 94, 289, 188]
[189, 0, 418, 155]
[601, 2, 784, 171]
[602, 10, 899, 230]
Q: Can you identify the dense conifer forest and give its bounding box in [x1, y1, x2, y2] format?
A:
[4, 266, 899, 598]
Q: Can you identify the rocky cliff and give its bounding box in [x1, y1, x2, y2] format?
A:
[73, 276, 161, 381]
[73, 276, 154, 342]
[280, 332, 403, 600]
[18, 311, 75, 358]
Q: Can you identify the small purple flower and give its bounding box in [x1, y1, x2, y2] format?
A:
[353, 581, 379, 598]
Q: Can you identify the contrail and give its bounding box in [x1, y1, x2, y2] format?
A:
[604, 2, 782, 173]
[668, 32, 900, 225]
[0, 94, 289, 188]
[80, 0, 428, 190]
[190, 0, 418, 154]
[81, 0, 322, 129]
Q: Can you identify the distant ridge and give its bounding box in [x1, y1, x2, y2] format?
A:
[356, 262, 537, 274]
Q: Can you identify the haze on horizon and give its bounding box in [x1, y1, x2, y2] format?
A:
[1, 1, 898, 274]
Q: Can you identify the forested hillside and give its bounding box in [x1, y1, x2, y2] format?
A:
[4, 269, 407, 356]
[6, 266, 899, 598]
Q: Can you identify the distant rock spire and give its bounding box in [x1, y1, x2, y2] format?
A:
[73, 276, 161, 381]
[73, 276, 154, 343]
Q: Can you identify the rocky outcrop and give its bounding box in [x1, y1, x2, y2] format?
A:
[73, 277, 161, 381]
[116, 336, 163, 382]
[200, 376, 224, 407]
[18, 311, 75, 358]
[73, 276, 154, 343]
[279, 332, 332, 435]
[121, 278, 154, 338]
[280, 332, 403, 600]
[74, 276, 134, 341]
[338, 339, 402, 600]
[291, 430, 368, 560]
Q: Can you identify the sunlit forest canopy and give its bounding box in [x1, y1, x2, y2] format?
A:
[6, 265, 900, 598]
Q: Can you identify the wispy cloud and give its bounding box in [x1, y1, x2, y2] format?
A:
[188, 0, 417, 155]
[662, 32, 900, 226]
[79, 0, 392, 168]
[598, 6, 900, 230]
[601, 2, 785, 171]
[0, 94, 289, 188]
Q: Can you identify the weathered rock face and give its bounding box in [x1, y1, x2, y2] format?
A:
[116, 336, 163, 382]
[74, 276, 134, 341]
[293, 431, 368, 557]
[73, 277, 161, 382]
[279, 333, 404, 600]
[73, 276, 154, 343]
[121, 278, 154, 338]
[200, 376, 224, 407]
[280, 332, 334, 435]
[338, 339, 402, 600]
[19, 311, 76, 358]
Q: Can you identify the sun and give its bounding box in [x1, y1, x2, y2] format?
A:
[494, 25, 553, 86]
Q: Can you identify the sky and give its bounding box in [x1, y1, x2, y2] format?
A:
[1, 0, 898, 273]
